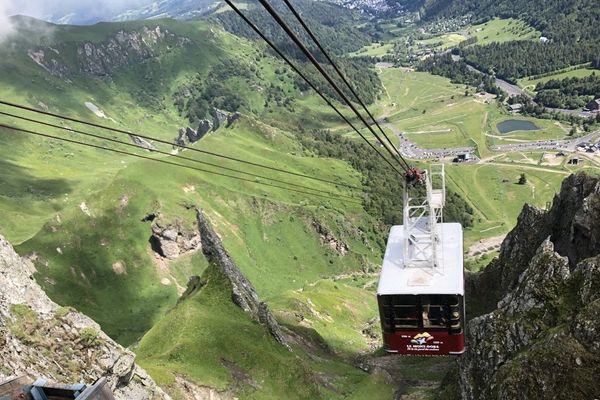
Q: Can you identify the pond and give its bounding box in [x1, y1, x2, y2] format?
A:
[497, 119, 541, 134]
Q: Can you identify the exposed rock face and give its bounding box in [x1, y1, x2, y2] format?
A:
[195, 209, 290, 350]
[458, 173, 600, 400]
[28, 26, 190, 77]
[312, 220, 349, 256]
[0, 234, 170, 400]
[173, 110, 240, 149]
[212, 109, 228, 131]
[173, 120, 212, 149]
[129, 134, 156, 151]
[226, 112, 240, 128]
[469, 173, 600, 313]
[150, 221, 201, 260]
[197, 119, 212, 137]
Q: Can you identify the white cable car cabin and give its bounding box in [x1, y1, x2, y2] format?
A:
[377, 165, 465, 356]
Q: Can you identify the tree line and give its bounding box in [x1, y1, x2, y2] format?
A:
[299, 129, 475, 228]
[533, 73, 600, 109]
[417, 54, 505, 97]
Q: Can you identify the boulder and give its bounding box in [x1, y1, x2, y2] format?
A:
[150, 222, 201, 260]
[129, 134, 156, 151]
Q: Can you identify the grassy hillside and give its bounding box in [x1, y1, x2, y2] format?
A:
[0, 15, 403, 398]
[468, 18, 539, 45]
[136, 263, 394, 400]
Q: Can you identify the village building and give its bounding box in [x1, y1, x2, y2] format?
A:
[585, 99, 600, 112]
[508, 103, 523, 114]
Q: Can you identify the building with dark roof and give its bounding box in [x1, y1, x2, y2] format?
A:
[585, 99, 600, 112]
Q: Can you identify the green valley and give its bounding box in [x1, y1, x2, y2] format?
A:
[1, 1, 600, 399]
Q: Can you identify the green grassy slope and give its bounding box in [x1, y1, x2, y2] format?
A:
[0, 17, 394, 398]
[136, 263, 394, 400]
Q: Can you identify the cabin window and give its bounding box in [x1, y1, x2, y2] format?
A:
[378, 294, 463, 334]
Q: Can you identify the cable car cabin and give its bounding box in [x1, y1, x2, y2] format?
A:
[377, 223, 465, 356]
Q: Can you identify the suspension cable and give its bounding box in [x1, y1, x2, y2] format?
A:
[0, 123, 363, 205]
[0, 111, 360, 201]
[255, 0, 408, 173]
[0, 99, 363, 191]
[280, 0, 411, 170]
[222, 0, 406, 177]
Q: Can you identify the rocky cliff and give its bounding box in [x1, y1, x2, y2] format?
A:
[194, 209, 291, 350]
[458, 173, 600, 400]
[0, 234, 170, 400]
[28, 26, 190, 77]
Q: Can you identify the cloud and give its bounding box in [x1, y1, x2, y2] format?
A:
[0, 0, 155, 42]
[0, 0, 153, 26]
[0, 1, 16, 40]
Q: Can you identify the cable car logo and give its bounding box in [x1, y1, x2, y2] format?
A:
[411, 332, 434, 345]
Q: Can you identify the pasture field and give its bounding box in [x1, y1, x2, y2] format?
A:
[350, 42, 395, 57]
[372, 69, 575, 156]
[416, 33, 467, 51]
[468, 18, 540, 45]
[366, 68, 587, 247]
[446, 163, 568, 247]
[517, 67, 600, 93]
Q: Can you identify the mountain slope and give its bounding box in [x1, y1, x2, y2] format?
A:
[0, 233, 169, 399]
[136, 209, 393, 399]
[446, 172, 600, 399]
[0, 14, 401, 398]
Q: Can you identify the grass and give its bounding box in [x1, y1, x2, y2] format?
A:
[446, 163, 566, 247]
[339, 67, 584, 249]
[136, 263, 394, 399]
[271, 279, 379, 355]
[467, 18, 540, 46]
[0, 18, 379, 350]
[350, 42, 395, 57]
[0, 15, 595, 399]
[518, 67, 600, 94]
[416, 33, 467, 51]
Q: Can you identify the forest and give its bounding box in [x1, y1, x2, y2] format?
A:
[216, 1, 382, 104]
[299, 129, 475, 230]
[533, 73, 600, 109]
[417, 54, 504, 96]
[458, 41, 600, 83]
[421, 0, 600, 82]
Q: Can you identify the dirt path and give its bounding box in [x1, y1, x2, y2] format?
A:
[467, 234, 505, 258]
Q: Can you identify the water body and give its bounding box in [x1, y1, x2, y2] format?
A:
[497, 119, 541, 134]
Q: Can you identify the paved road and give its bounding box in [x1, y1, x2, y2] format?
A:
[490, 129, 600, 153]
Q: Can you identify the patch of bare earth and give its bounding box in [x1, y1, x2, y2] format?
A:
[112, 261, 126, 275]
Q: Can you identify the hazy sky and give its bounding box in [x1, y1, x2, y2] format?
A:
[0, 0, 153, 22]
[0, 0, 155, 40]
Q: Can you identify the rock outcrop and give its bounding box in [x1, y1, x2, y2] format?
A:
[458, 172, 600, 400]
[173, 110, 240, 149]
[312, 220, 349, 256]
[195, 209, 290, 350]
[28, 26, 190, 77]
[212, 109, 228, 131]
[0, 234, 170, 400]
[150, 221, 201, 260]
[129, 134, 156, 151]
